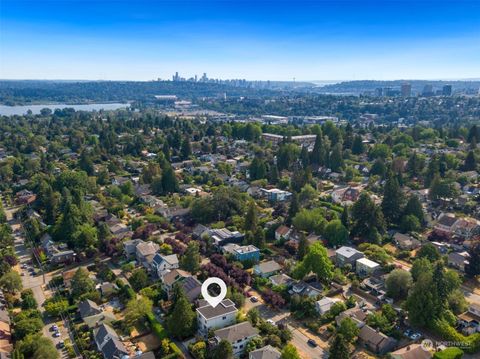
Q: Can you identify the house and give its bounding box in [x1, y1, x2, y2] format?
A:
[335, 246, 364, 268]
[192, 224, 209, 239]
[99, 282, 118, 297]
[196, 299, 238, 337]
[260, 188, 292, 202]
[356, 257, 381, 277]
[315, 297, 342, 315]
[212, 322, 259, 357]
[15, 189, 36, 205]
[269, 274, 294, 287]
[51, 250, 76, 264]
[331, 186, 362, 204]
[161, 269, 202, 302]
[392, 233, 421, 250]
[254, 261, 282, 278]
[448, 251, 470, 272]
[336, 307, 369, 327]
[152, 253, 179, 277]
[275, 225, 292, 241]
[458, 304, 480, 335]
[222, 244, 260, 262]
[249, 345, 281, 359]
[209, 228, 244, 246]
[289, 281, 323, 298]
[123, 238, 142, 258]
[79, 299, 102, 319]
[93, 324, 129, 359]
[390, 344, 432, 359]
[358, 325, 397, 354]
[135, 241, 160, 270]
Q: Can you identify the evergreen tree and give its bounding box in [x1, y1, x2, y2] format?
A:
[249, 157, 267, 180]
[297, 233, 309, 260]
[161, 165, 179, 194]
[465, 242, 480, 278]
[329, 334, 350, 359]
[268, 163, 279, 184]
[244, 201, 258, 233]
[351, 193, 385, 244]
[180, 137, 192, 160]
[341, 205, 350, 230]
[310, 133, 326, 165]
[287, 192, 300, 225]
[351, 135, 365, 155]
[403, 195, 424, 224]
[463, 150, 477, 171]
[253, 227, 266, 249]
[468, 124, 479, 145]
[181, 241, 201, 274]
[300, 146, 310, 168]
[329, 143, 344, 172]
[381, 173, 404, 225]
[166, 286, 197, 339]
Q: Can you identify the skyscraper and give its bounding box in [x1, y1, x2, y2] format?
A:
[442, 85, 452, 96]
[401, 83, 412, 97]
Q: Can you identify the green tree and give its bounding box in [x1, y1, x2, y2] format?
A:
[465, 242, 480, 278]
[70, 267, 95, 299]
[416, 242, 440, 262]
[0, 270, 22, 293]
[403, 195, 424, 224]
[405, 271, 438, 327]
[297, 233, 309, 260]
[287, 192, 300, 225]
[166, 286, 196, 339]
[161, 165, 179, 194]
[411, 257, 433, 282]
[181, 137, 192, 160]
[125, 296, 152, 328]
[244, 201, 258, 233]
[463, 150, 477, 171]
[247, 308, 260, 326]
[385, 269, 412, 300]
[351, 135, 365, 155]
[400, 214, 420, 233]
[381, 174, 404, 224]
[329, 334, 350, 359]
[249, 157, 267, 181]
[310, 133, 326, 165]
[292, 242, 333, 282]
[44, 298, 69, 317]
[351, 193, 385, 244]
[211, 339, 233, 359]
[181, 241, 201, 274]
[324, 220, 349, 247]
[337, 317, 359, 343]
[281, 344, 301, 359]
[129, 268, 149, 291]
[72, 223, 98, 251]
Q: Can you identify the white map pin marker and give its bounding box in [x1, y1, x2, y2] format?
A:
[201, 277, 227, 308]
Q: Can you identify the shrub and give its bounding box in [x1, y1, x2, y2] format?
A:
[146, 312, 168, 340]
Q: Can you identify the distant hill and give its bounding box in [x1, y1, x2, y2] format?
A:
[0, 80, 280, 105]
[314, 80, 480, 95]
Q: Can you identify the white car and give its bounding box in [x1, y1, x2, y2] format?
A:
[266, 319, 275, 325]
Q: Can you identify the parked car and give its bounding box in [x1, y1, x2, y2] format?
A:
[57, 341, 65, 349]
[410, 332, 422, 340]
[53, 331, 61, 338]
[50, 324, 59, 331]
[266, 319, 275, 325]
[307, 339, 317, 347]
[250, 296, 258, 303]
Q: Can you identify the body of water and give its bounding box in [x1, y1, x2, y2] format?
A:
[0, 103, 130, 116]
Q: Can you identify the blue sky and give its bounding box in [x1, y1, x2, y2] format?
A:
[0, 0, 479, 81]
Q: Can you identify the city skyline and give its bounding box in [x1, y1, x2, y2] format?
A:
[1, 0, 479, 81]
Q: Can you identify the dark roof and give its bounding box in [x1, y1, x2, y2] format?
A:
[94, 323, 119, 344]
[437, 214, 457, 227]
[101, 337, 128, 359]
[79, 299, 102, 319]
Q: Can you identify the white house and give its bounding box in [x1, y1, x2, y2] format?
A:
[196, 299, 238, 337]
[152, 253, 179, 277]
[213, 322, 259, 357]
[356, 257, 380, 277]
[315, 297, 342, 315]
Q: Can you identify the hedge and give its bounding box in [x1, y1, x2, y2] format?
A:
[170, 342, 184, 359]
[431, 319, 480, 354]
[146, 312, 168, 340]
[433, 347, 464, 359]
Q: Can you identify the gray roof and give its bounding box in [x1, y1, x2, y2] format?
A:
[78, 299, 102, 319]
[196, 299, 237, 320]
[101, 337, 128, 359]
[336, 246, 363, 259]
[255, 260, 281, 274]
[214, 321, 258, 343]
[249, 345, 281, 359]
[94, 323, 119, 344]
